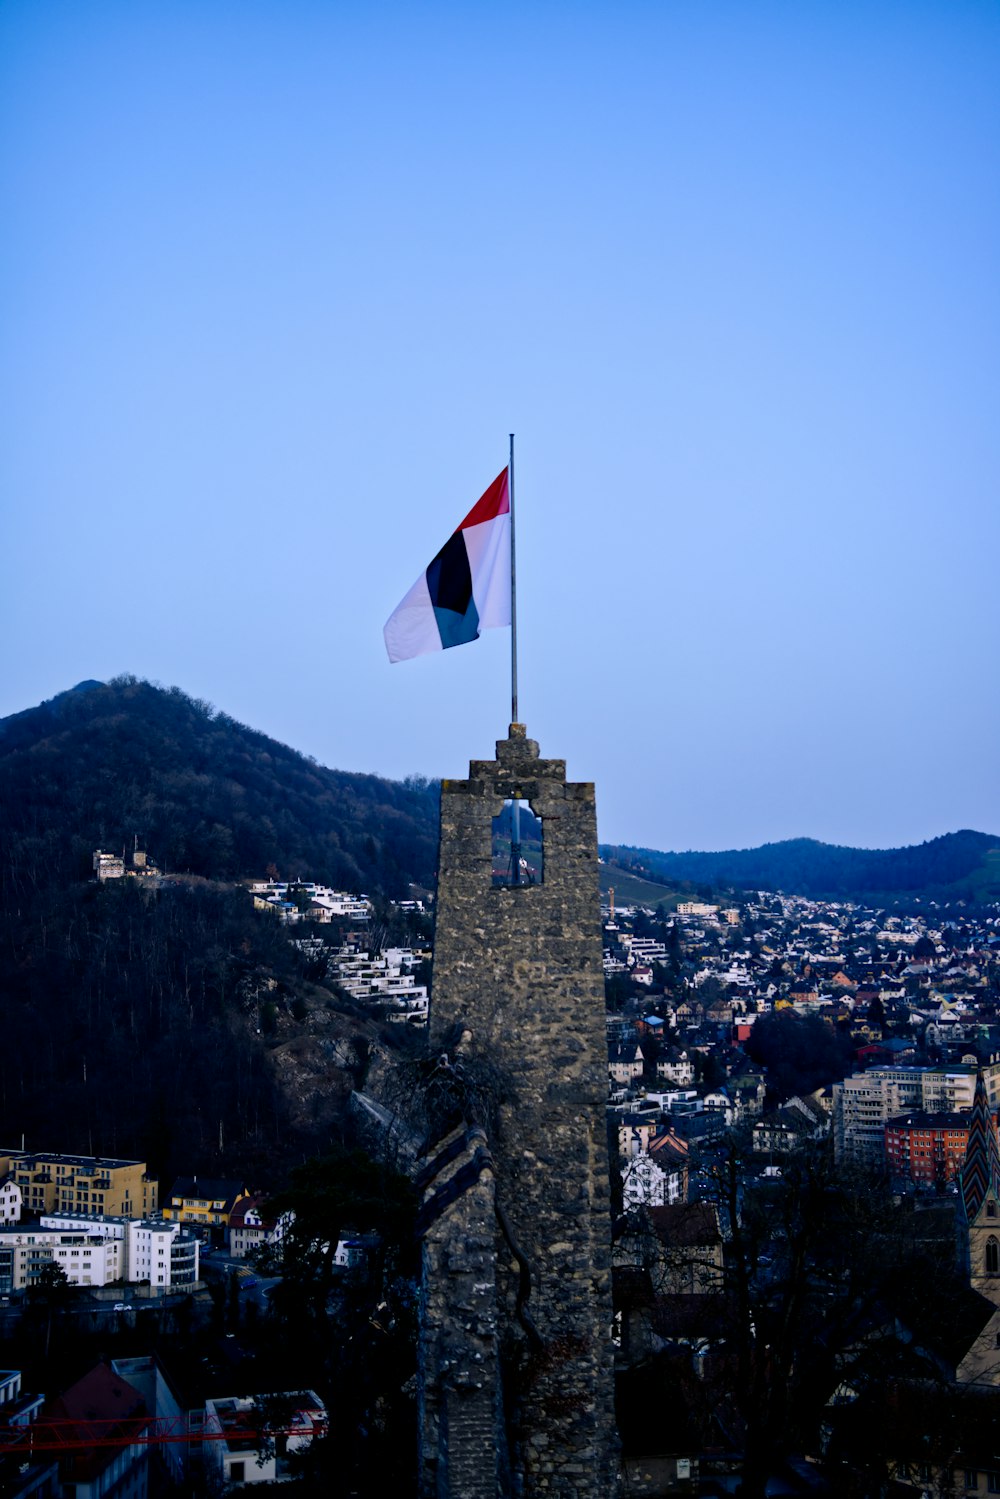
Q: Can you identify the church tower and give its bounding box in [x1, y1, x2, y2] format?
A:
[959, 1069, 1000, 1306]
[417, 723, 619, 1498]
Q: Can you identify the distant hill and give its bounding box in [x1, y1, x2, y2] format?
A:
[0, 675, 439, 899]
[0, 676, 442, 1183]
[600, 832, 1000, 906]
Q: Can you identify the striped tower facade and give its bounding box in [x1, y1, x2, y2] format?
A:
[959, 1070, 1000, 1304]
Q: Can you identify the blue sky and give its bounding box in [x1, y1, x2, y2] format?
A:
[2, 0, 998, 853]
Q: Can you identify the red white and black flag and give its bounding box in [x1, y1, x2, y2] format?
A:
[383, 468, 512, 664]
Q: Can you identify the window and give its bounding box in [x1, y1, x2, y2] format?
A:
[492, 799, 543, 887]
[986, 1237, 999, 1275]
[965, 1471, 978, 1489]
[986, 1472, 1000, 1494]
[989, 1201, 997, 1219]
[230, 1462, 245, 1482]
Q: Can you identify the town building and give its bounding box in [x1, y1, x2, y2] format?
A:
[0, 1180, 21, 1224]
[161, 1178, 250, 1239]
[0, 1151, 157, 1219]
[202, 1392, 326, 1489]
[0, 1213, 199, 1291]
[43, 1362, 150, 1499]
[228, 1198, 294, 1261]
[884, 1111, 975, 1188]
[833, 1063, 1000, 1167]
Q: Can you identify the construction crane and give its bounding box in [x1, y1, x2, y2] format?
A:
[0, 1412, 326, 1454]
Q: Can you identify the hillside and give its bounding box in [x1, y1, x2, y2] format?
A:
[0, 676, 439, 898]
[0, 677, 440, 1184]
[601, 830, 1000, 906]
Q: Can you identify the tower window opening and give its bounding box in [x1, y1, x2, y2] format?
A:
[492, 800, 543, 887]
[986, 1236, 999, 1275]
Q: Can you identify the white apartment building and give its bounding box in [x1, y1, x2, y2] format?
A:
[328, 946, 428, 1023]
[250, 881, 372, 923]
[126, 1218, 199, 1287]
[0, 1227, 124, 1291]
[21, 1212, 201, 1290]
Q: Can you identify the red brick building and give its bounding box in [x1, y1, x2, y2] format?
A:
[885, 1111, 978, 1187]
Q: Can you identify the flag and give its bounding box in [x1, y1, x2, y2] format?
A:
[384, 468, 511, 663]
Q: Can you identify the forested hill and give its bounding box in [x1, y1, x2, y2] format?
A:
[601, 831, 1000, 905]
[0, 676, 439, 899]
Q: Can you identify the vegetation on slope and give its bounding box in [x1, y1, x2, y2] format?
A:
[0, 677, 439, 1185]
[0, 675, 439, 897]
[602, 829, 1000, 905]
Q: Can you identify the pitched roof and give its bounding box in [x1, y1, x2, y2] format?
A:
[647, 1201, 721, 1249]
[44, 1362, 148, 1483]
[167, 1177, 247, 1207]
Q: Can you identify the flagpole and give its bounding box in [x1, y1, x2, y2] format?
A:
[510, 432, 518, 726]
[509, 432, 521, 885]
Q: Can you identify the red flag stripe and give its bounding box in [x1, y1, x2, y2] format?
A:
[455, 469, 509, 532]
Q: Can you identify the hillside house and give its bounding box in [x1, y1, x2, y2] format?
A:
[0, 1179, 21, 1225]
[203, 1391, 326, 1489]
[655, 1051, 694, 1088]
[609, 1044, 644, 1089]
[621, 1154, 673, 1210]
[162, 1178, 250, 1242]
[229, 1199, 294, 1261]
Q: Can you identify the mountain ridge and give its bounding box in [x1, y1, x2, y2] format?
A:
[2, 678, 996, 906]
[0, 675, 439, 900]
[601, 829, 1000, 906]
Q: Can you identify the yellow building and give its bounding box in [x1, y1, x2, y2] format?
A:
[0, 1150, 157, 1218]
[162, 1177, 250, 1236]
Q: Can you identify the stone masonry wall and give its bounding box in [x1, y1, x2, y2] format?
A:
[427, 725, 619, 1498]
[417, 1126, 504, 1499]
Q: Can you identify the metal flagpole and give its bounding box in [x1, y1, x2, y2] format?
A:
[510, 432, 518, 725]
[509, 432, 521, 885]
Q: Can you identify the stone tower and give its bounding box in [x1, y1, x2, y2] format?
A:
[417, 723, 619, 1498]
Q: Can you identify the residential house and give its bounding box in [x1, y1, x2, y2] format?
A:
[0, 1370, 58, 1499]
[645, 1202, 725, 1296]
[0, 1179, 21, 1224]
[621, 1154, 671, 1211]
[609, 1044, 644, 1090]
[229, 1198, 294, 1261]
[655, 1051, 694, 1088]
[834, 1063, 1000, 1167]
[111, 1356, 190, 1489]
[0, 1213, 201, 1291]
[618, 1115, 657, 1159]
[0, 1227, 124, 1292]
[884, 1111, 976, 1188]
[752, 1095, 829, 1155]
[162, 1178, 250, 1243]
[203, 1392, 326, 1488]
